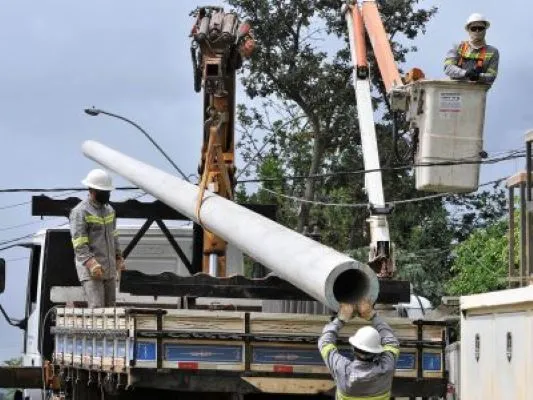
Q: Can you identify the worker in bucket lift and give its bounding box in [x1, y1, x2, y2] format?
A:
[444, 13, 499, 85]
[318, 299, 400, 400]
[69, 169, 126, 308]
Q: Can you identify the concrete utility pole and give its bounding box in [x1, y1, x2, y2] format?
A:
[82, 139, 379, 310]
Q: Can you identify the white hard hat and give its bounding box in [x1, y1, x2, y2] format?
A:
[348, 326, 384, 354]
[465, 13, 490, 30]
[81, 169, 114, 191]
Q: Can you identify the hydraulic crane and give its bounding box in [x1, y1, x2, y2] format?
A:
[343, 0, 489, 279]
[189, 6, 255, 277]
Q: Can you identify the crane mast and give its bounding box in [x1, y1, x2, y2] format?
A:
[189, 6, 255, 276]
[343, 0, 404, 278]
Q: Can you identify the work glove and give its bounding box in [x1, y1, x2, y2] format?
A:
[116, 256, 126, 271]
[464, 68, 480, 82]
[337, 303, 356, 322]
[85, 258, 104, 280]
[356, 298, 376, 321]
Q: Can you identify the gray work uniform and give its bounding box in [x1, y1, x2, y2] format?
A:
[444, 41, 499, 85]
[69, 198, 122, 307]
[318, 315, 400, 400]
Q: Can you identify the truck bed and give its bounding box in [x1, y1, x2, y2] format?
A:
[50, 307, 448, 397]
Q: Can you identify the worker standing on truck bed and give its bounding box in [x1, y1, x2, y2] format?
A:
[318, 299, 400, 400]
[69, 169, 126, 308]
[444, 13, 499, 85]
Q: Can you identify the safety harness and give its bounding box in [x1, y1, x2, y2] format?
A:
[457, 41, 487, 70]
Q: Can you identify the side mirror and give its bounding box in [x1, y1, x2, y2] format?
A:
[0, 258, 5, 294]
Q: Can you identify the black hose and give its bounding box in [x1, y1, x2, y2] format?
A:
[0, 303, 24, 328]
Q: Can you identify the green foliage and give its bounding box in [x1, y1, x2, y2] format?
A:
[446, 219, 514, 296]
[446, 185, 508, 242]
[394, 206, 454, 304]
[228, 0, 438, 231]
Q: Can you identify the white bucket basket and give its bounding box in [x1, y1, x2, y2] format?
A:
[406, 80, 490, 193]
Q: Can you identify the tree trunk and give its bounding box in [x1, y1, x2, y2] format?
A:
[297, 121, 325, 232]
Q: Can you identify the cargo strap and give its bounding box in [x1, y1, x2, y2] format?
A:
[195, 118, 233, 225]
[457, 41, 486, 70]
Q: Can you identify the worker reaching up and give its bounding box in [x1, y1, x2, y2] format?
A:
[444, 13, 499, 85]
[318, 299, 400, 400]
[69, 169, 126, 308]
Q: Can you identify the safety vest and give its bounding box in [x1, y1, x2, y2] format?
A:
[336, 391, 391, 400]
[457, 41, 487, 70]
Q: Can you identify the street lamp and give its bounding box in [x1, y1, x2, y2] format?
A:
[84, 107, 191, 182]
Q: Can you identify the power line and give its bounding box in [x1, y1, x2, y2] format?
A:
[0, 219, 60, 233]
[262, 177, 507, 208]
[0, 190, 83, 211]
[0, 233, 39, 248]
[237, 152, 525, 184]
[0, 192, 147, 251]
[0, 151, 522, 193]
[0, 186, 137, 194]
[0, 191, 146, 234]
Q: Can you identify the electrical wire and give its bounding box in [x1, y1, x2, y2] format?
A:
[262, 177, 507, 208]
[0, 161, 508, 248]
[237, 152, 525, 184]
[0, 186, 137, 194]
[0, 192, 147, 251]
[0, 150, 522, 193]
[0, 190, 83, 212]
[236, 139, 272, 180]
[0, 219, 61, 233]
[0, 233, 39, 248]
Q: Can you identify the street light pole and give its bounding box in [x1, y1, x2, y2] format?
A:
[84, 107, 191, 182]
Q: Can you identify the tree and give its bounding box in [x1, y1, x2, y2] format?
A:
[446, 183, 508, 243]
[228, 0, 437, 232]
[446, 217, 517, 296]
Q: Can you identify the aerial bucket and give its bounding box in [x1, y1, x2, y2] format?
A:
[405, 80, 490, 193]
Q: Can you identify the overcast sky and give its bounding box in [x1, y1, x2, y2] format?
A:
[0, 0, 529, 362]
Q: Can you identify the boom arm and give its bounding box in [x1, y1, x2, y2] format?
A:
[343, 0, 404, 278]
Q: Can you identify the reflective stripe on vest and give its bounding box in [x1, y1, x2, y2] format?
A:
[72, 236, 89, 249]
[320, 343, 337, 360]
[457, 41, 487, 69]
[383, 344, 400, 357]
[337, 390, 391, 400]
[84, 213, 115, 225]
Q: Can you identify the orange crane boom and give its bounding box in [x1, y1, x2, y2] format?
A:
[190, 6, 255, 276]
